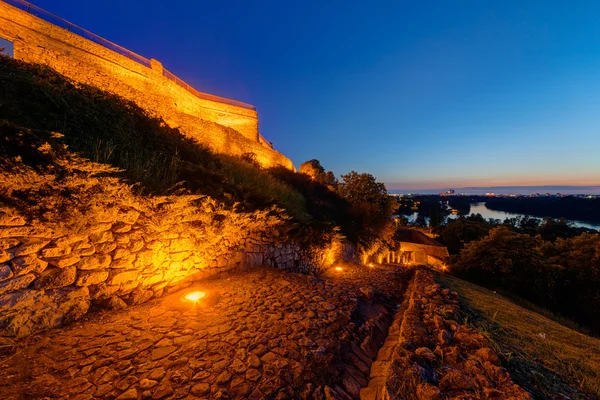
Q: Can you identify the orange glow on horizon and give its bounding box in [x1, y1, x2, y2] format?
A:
[387, 176, 600, 191]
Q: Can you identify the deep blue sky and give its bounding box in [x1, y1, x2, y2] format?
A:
[30, 0, 600, 190]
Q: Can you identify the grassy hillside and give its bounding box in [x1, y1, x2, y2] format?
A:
[437, 273, 600, 400]
[0, 55, 308, 221]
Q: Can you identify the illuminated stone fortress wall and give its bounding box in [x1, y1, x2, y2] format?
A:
[0, 0, 293, 169]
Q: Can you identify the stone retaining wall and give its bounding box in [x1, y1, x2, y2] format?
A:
[0, 1, 293, 169]
[0, 135, 346, 338]
[361, 269, 531, 399]
[0, 202, 352, 338]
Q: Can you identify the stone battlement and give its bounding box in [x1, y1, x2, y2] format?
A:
[0, 0, 293, 169]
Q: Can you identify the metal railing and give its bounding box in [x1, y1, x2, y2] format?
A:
[258, 133, 274, 149]
[3, 0, 256, 111]
[162, 68, 255, 110]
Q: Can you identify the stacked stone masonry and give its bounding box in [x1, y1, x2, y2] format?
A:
[361, 269, 531, 400]
[0, 1, 293, 169]
[0, 201, 353, 338]
[0, 136, 347, 339]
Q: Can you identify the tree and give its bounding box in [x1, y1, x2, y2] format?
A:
[448, 197, 471, 215]
[299, 159, 325, 178]
[536, 218, 578, 242]
[337, 171, 388, 205]
[299, 159, 337, 188]
[452, 226, 550, 305]
[336, 171, 394, 250]
[503, 215, 541, 236]
[429, 203, 442, 228]
[450, 224, 600, 334]
[542, 233, 600, 332]
[437, 217, 492, 255]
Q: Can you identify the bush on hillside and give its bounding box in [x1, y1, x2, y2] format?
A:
[298, 159, 337, 188]
[451, 226, 600, 334]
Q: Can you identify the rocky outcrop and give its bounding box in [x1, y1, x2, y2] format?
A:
[362, 269, 531, 399]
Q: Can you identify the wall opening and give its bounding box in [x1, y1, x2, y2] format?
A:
[0, 37, 14, 57]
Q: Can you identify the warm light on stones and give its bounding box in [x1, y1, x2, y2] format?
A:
[182, 291, 206, 302]
[368, 263, 374, 268]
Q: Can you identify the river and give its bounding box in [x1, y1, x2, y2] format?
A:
[404, 202, 600, 230]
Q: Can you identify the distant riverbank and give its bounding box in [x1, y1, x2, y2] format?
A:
[404, 202, 600, 230]
[485, 197, 600, 228]
[466, 203, 600, 230]
[389, 185, 600, 195]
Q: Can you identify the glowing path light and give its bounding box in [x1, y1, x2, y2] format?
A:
[181, 291, 206, 303]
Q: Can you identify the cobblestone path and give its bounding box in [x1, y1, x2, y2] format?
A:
[0, 264, 408, 399]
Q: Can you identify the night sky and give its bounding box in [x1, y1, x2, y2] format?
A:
[28, 0, 600, 190]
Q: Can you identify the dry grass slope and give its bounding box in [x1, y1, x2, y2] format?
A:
[437, 273, 600, 400]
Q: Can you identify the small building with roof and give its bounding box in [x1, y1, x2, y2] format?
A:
[394, 228, 449, 268]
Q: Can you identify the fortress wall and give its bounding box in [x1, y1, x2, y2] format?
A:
[0, 1, 293, 169]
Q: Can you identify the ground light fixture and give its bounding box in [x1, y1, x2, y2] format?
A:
[181, 290, 207, 303]
[335, 266, 343, 271]
[163, 287, 218, 311]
